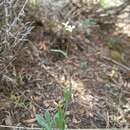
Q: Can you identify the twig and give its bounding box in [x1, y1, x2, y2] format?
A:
[0, 55, 16, 75]
[0, 125, 41, 130]
[8, 0, 29, 32]
[101, 56, 130, 71]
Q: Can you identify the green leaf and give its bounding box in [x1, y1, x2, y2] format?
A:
[54, 111, 65, 130]
[35, 114, 50, 130]
[45, 111, 51, 124]
[106, 37, 121, 49]
[50, 49, 68, 58]
[82, 19, 96, 26]
[50, 119, 56, 128]
[64, 88, 71, 106]
[45, 111, 55, 129]
[99, 0, 122, 9]
[100, 0, 109, 8]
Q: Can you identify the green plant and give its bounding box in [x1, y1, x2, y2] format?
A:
[35, 111, 55, 130]
[81, 19, 96, 36]
[54, 103, 65, 130]
[35, 88, 72, 130]
[82, 19, 96, 26]
[106, 37, 121, 49]
[54, 88, 72, 130]
[10, 95, 27, 108]
[99, 0, 123, 9]
[64, 88, 72, 106]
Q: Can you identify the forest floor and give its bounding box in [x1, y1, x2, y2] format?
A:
[0, 15, 130, 129]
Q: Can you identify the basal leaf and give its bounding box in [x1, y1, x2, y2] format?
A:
[50, 49, 68, 58]
[35, 114, 49, 130]
[45, 111, 52, 126]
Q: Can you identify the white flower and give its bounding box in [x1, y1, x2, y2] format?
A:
[62, 21, 75, 32]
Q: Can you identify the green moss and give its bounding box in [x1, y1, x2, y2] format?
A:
[110, 50, 126, 64]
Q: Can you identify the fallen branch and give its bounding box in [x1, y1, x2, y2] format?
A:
[101, 56, 130, 71]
